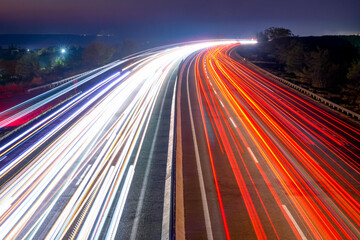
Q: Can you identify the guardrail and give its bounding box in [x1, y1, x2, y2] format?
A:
[27, 60, 122, 92]
[236, 53, 360, 121]
[27, 72, 89, 92]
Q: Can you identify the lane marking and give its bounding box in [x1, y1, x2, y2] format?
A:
[282, 205, 307, 240]
[186, 65, 214, 240]
[247, 147, 259, 163]
[75, 164, 92, 186]
[175, 66, 185, 239]
[106, 165, 135, 240]
[219, 100, 224, 108]
[161, 77, 177, 239]
[229, 117, 237, 128]
[258, 82, 274, 93]
[0, 155, 7, 162]
[130, 69, 173, 240]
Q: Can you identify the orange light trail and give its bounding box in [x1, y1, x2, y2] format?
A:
[183, 43, 360, 239]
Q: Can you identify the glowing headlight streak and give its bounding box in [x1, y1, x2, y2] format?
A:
[1, 68, 144, 239]
[0, 71, 121, 154]
[0, 60, 125, 128]
[0, 40, 239, 239]
[0, 71, 127, 181]
[0, 72, 131, 239]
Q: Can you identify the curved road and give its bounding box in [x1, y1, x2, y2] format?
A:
[177, 44, 360, 239]
[0, 40, 359, 239]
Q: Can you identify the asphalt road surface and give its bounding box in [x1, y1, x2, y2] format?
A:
[176, 44, 360, 239]
[0, 40, 359, 239]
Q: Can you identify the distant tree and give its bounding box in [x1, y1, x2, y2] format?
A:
[346, 60, 360, 104]
[257, 27, 294, 43]
[66, 46, 83, 67]
[347, 61, 360, 82]
[38, 48, 56, 69]
[82, 42, 115, 66]
[285, 41, 305, 78]
[340, 36, 360, 56]
[265, 27, 294, 40]
[274, 42, 290, 64]
[15, 52, 40, 80]
[256, 32, 268, 44]
[114, 40, 140, 59]
[302, 48, 343, 89]
[303, 49, 330, 88]
[0, 59, 17, 76]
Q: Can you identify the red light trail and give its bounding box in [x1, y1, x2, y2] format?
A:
[178, 43, 360, 239]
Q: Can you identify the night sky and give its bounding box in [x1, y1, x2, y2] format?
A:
[1, 0, 359, 40]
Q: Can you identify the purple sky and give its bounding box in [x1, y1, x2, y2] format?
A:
[1, 0, 359, 39]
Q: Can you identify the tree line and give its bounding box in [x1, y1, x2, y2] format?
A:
[0, 40, 140, 94]
[238, 27, 360, 112]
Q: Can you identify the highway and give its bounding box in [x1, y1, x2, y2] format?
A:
[176, 44, 360, 239]
[0, 40, 359, 239]
[0, 40, 236, 239]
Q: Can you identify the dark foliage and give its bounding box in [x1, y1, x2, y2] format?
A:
[82, 42, 115, 67]
[237, 34, 360, 112]
[346, 60, 360, 105]
[256, 27, 294, 43]
[0, 40, 141, 95]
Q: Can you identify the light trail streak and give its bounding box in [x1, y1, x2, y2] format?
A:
[2, 39, 357, 239]
[0, 72, 125, 177]
[186, 58, 214, 240]
[0, 61, 124, 128]
[0, 40, 237, 239]
[282, 204, 307, 240]
[181, 43, 360, 239]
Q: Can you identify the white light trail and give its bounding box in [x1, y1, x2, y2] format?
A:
[0, 40, 238, 239]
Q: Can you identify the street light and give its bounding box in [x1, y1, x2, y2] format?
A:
[61, 48, 66, 54]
